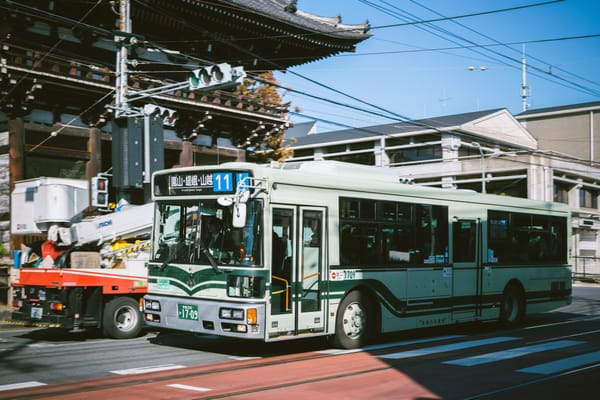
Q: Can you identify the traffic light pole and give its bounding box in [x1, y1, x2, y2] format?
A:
[115, 0, 131, 119]
[109, 0, 246, 205]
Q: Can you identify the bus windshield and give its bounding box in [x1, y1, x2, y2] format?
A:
[151, 199, 263, 267]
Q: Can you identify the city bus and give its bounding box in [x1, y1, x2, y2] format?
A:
[143, 161, 571, 349]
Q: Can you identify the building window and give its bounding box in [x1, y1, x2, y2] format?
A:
[389, 145, 442, 164]
[327, 152, 374, 165]
[553, 182, 570, 204]
[579, 188, 598, 209]
[26, 156, 86, 179]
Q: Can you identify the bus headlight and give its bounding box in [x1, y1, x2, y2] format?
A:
[227, 275, 263, 298]
[220, 308, 244, 320]
[144, 299, 161, 311]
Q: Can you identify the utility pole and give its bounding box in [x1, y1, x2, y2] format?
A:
[521, 44, 529, 112]
[115, 0, 131, 119]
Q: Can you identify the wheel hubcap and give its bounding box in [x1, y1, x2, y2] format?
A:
[115, 306, 137, 331]
[342, 302, 365, 339]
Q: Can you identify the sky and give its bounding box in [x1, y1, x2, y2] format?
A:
[274, 0, 600, 132]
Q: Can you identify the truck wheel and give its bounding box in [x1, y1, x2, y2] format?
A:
[102, 297, 143, 339]
[332, 291, 375, 349]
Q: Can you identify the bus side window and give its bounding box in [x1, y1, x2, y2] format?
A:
[340, 223, 361, 265]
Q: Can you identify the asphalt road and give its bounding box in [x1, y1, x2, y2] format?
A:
[0, 283, 598, 399]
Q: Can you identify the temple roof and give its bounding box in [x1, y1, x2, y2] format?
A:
[0, 0, 370, 140]
[225, 0, 370, 39]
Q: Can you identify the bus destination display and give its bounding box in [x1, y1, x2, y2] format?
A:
[154, 170, 250, 196]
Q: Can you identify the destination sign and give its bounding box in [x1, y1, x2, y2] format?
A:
[154, 170, 250, 196]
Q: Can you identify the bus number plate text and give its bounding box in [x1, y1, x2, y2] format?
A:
[330, 270, 356, 281]
[177, 304, 199, 321]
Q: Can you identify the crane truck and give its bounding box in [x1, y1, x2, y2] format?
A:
[9, 178, 152, 339]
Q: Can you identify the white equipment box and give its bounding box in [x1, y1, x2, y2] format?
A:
[11, 177, 88, 234]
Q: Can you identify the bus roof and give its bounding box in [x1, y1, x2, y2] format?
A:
[158, 160, 570, 215]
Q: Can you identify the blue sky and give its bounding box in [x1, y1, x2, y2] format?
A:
[274, 0, 600, 132]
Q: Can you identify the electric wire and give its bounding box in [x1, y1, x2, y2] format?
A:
[361, 0, 600, 97]
[406, 0, 600, 93]
[3, 0, 599, 169]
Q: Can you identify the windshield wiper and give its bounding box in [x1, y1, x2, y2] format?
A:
[198, 241, 222, 274]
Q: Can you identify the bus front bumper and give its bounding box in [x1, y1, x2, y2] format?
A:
[143, 295, 265, 338]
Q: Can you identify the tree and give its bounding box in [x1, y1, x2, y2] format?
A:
[235, 72, 294, 162]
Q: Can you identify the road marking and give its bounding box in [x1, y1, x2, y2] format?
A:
[228, 356, 261, 361]
[168, 383, 212, 392]
[318, 335, 465, 355]
[524, 315, 600, 330]
[0, 381, 47, 392]
[110, 364, 186, 375]
[379, 337, 520, 360]
[444, 340, 583, 366]
[517, 350, 600, 375]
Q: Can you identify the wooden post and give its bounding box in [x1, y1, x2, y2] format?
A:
[8, 117, 25, 252]
[86, 127, 102, 209]
[179, 140, 194, 167]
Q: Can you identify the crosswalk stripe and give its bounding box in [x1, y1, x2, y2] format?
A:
[517, 350, 600, 375]
[444, 340, 583, 366]
[110, 364, 186, 375]
[0, 381, 47, 392]
[379, 336, 520, 360]
[318, 335, 465, 355]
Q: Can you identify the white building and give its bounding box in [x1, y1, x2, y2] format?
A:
[288, 103, 600, 279]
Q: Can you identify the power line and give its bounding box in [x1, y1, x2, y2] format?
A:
[406, 0, 600, 94]
[359, 0, 600, 98]
[371, 0, 565, 30]
[339, 33, 600, 58]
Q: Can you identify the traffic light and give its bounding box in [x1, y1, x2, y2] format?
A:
[143, 104, 178, 127]
[91, 176, 109, 208]
[188, 63, 245, 91]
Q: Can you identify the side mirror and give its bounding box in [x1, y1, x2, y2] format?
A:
[232, 203, 247, 228]
[218, 188, 250, 228]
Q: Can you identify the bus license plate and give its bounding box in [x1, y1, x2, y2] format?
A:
[30, 307, 43, 320]
[177, 304, 199, 321]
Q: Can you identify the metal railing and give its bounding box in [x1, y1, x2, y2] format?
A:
[572, 256, 600, 281]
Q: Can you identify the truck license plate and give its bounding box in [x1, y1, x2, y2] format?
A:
[30, 307, 43, 320]
[177, 304, 199, 320]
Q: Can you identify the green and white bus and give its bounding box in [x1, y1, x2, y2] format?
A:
[143, 161, 571, 349]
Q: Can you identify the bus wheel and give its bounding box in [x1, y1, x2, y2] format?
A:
[333, 291, 373, 349]
[102, 297, 143, 339]
[499, 284, 525, 326]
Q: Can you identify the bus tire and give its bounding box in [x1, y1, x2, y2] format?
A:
[499, 284, 525, 326]
[102, 296, 143, 339]
[332, 291, 374, 349]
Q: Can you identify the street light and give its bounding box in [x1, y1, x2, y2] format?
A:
[468, 66, 488, 110]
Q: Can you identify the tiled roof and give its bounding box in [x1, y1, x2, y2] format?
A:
[516, 101, 600, 117]
[291, 109, 503, 147]
[224, 0, 370, 39]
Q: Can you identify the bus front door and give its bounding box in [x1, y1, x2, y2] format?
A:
[269, 206, 327, 339]
[452, 218, 483, 322]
